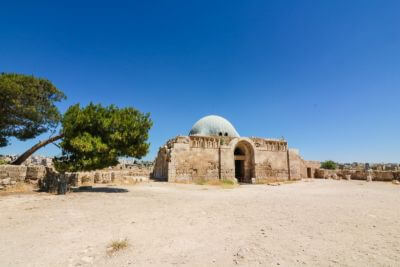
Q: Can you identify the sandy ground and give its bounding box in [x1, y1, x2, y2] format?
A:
[0, 179, 399, 267]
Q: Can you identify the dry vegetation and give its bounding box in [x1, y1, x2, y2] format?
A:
[107, 239, 129, 255]
[195, 178, 237, 189]
[0, 182, 35, 195]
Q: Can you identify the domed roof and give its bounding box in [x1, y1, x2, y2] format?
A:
[189, 115, 240, 137]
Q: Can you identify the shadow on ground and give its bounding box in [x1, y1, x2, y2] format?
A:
[72, 186, 129, 193]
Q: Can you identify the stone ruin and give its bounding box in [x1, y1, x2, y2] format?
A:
[0, 163, 153, 192]
[153, 115, 319, 183]
[314, 168, 400, 182]
[2, 115, 399, 191]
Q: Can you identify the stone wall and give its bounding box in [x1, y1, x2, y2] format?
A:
[26, 166, 47, 184]
[0, 164, 153, 191]
[254, 148, 290, 183]
[165, 136, 221, 183]
[314, 169, 400, 181]
[152, 146, 169, 180]
[153, 135, 307, 184]
[0, 165, 49, 190]
[302, 160, 321, 178]
[0, 165, 27, 190]
[250, 137, 291, 183]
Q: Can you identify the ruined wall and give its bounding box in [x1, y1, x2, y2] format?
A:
[26, 166, 47, 184]
[314, 169, 400, 181]
[67, 164, 153, 186]
[0, 164, 153, 191]
[152, 146, 169, 180]
[288, 149, 303, 180]
[0, 165, 27, 190]
[168, 136, 222, 183]
[0, 165, 49, 190]
[251, 138, 291, 183]
[302, 160, 321, 178]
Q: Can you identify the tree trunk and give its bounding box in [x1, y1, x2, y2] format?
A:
[11, 134, 64, 165]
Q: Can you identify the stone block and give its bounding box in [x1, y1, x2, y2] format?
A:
[1, 178, 11, 185]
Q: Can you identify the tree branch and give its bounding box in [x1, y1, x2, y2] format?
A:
[11, 133, 64, 165]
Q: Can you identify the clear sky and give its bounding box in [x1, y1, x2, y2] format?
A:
[1, 1, 399, 163]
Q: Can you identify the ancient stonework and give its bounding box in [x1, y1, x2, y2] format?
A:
[0, 164, 153, 191]
[153, 115, 318, 183]
[314, 168, 400, 181]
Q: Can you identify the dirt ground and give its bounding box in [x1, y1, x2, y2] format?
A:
[0, 179, 399, 266]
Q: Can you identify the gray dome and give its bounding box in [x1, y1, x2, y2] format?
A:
[189, 115, 240, 137]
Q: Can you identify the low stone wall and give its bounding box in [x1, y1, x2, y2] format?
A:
[66, 166, 153, 186]
[26, 166, 47, 184]
[0, 165, 27, 190]
[314, 169, 400, 182]
[0, 165, 50, 190]
[0, 164, 153, 191]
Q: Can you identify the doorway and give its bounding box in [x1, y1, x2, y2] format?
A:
[307, 168, 312, 178]
[235, 160, 244, 182]
[233, 142, 254, 183]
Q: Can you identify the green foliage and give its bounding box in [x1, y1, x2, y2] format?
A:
[321, 160, 337, 170]
[0, 73, 66, 147]
[53, 103, 152, 172]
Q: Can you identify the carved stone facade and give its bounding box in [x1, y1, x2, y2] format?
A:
[153, 135, 313, 183]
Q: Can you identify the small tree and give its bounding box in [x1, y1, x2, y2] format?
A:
[0, 73, 66, 147]
[53, 103, 152, 172]
[321, 160, 337, 170]
[12, 103, 152, 170]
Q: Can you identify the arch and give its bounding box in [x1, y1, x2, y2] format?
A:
[234, 147, 245, 155]
[233, 140, 255, 183]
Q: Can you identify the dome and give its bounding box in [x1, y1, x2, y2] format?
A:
[189, 115, 240, 137]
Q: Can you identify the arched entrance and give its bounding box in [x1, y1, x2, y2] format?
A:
[234, 141, 255, 183]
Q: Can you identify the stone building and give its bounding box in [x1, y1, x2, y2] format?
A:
[153, 115, 319, 183]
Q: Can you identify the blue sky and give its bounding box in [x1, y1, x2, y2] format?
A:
[1, 1, 399, 163]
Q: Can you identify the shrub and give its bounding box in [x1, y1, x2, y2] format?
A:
[321, 160, 337, 170]
[107, 239, 129, 255]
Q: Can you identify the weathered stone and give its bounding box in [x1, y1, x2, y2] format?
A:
[153, 117, 310, 184]
[26, 166, 46, 180]
[1, 178, 11, 185]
